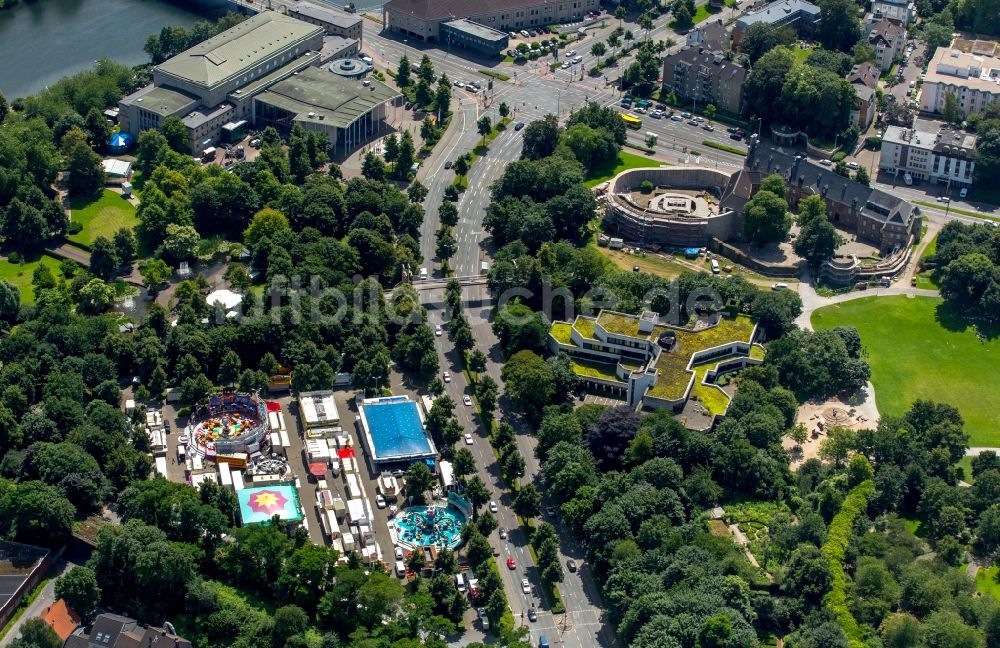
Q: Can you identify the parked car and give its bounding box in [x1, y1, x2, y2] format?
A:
[847, 161, 859, 170]
[454, 81, 465, 87]
[702, 124, 714, 131]
[688, 119, 699, 126]
[819, 159, 833, 166]
[435, 325, 443, 336]
[650, 110, 663, 118]
[376, 494, 386, 509]
[395, 546, 404, 560]
[960, 187, 968, 198]
[670, 114, 683, 121]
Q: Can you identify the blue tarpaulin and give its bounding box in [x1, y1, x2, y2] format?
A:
[108, 132, 132, 151]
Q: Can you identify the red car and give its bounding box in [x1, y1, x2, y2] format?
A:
[506, 556, 516, 570]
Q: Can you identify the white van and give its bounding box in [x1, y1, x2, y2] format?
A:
[177, 445, 186, 461]
[419, 267, 428, 281]
[711, 259, 720, 274]
[771, 283, 788, 291]
[455, 573, 466, 592]
[395, 560, 406, 577]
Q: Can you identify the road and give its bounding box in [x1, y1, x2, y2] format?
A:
[422, 285, 615, 647]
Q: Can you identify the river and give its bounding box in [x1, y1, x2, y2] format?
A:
[0, 0, 229, 100]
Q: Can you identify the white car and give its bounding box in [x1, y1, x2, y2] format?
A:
[464, 395, 473, 406]
[565, 50, 576, 57]
[960, 187, 968, 198]
[561, 61, 571, 69]
[376, 494, 386, 509]
[847, 161, 859, 170]
[650, 110, 663, 119]
[489, 500, 498, 513]
[454, 81, 465, 88]
[361, 55, 373, 64]
[395, 546, 404, 560]
[670, 114, 683, 121]
[521, 578, 531, 594]
[443, 371, 451, 383]
[819, 159, 833, 167]
[572, 55, 583, 64]
[465, 433, 474, 445]
[435, 325, 443, 336]
[937, 196, 951, 203]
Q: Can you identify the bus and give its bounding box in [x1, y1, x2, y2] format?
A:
[620, 113, 642, 129]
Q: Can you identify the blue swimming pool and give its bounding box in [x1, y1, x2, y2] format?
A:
[393, 505, 466, 550]
[361, 399, 435, 462]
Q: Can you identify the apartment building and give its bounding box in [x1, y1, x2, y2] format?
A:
[880, 121, 977, 188]
[920, 39, 1000, 117]
[871, 0, 914, 25]
[848, 62, 879, 129]
[869, 18, 905, 72]
[661, 47, 747, 115]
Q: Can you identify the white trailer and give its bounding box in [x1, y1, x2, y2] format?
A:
[218, 461, 233, 487]
[345, 474, 362, 500]
[232, 470, 245, 491]
[347, 498, 368, 525]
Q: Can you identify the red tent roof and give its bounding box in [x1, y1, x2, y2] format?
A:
[337, 447, 355, 459]
[266, 401, 281, 412]
[308, 462, 327, 477]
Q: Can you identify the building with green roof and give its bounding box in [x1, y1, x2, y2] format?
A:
[548, 308, 765, 427]
[119, 11, 399, 155]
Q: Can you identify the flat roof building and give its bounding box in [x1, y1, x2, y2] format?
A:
[384, 0, 598, 45]
[119, 11, 395, 155]
[441, 19, 509, 54]
[255, 66, 401, 154]
[920, 38, 1000, 118]
[733, 0, 820, 47]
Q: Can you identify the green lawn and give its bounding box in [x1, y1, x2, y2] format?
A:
[812, 296, 1000, 446]
[69, 189, 138, 247]
[792, 45, 815, 64]
[957, 455, 976, 484]
[976, 565, 1000, 598]
[585, 151, 661, 188]
[0, 254, 63, 304]
[915, 233, 939, 289]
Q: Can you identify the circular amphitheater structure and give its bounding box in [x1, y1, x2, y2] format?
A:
[602, 166, 743, 248]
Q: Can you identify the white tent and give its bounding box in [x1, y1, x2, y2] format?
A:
[206, 288, 242, 311]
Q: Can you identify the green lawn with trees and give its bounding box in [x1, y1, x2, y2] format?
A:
[68, 189, 138, 247]
[812, 296, 1000, 446]
[584, 151, 660, 188]
[0, 254, 63, 304]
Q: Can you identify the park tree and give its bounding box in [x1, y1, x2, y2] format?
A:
[396, 131, 416, 180]
[501, 350, 555, 422]
[11, 618, 62, 648]
[113, 228, 138, 266]
[362, 152, 386, 181]
[794, 194, 841, 270]
[522, 114, 561, 159]
[89, 236, 121, 281]
[159, 115, 189, 153]
[62, 128, 105, 197]
[139, 258, 171, 290]
[3, 481, 75, 547]
[816, 0, 862, 52]
[742, 24, 797, 64]
[0, 280, 20, 324]
[743, 189, 790, 244]
[406, 461, 435, 503]
[55, 566, 101, 619]
[397, 54, 411, 87]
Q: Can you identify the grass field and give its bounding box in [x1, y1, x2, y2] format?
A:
[68, 189, 138, 247]
[915, 233, 939, 289]
[812, 296, 1000, 446]
[0, 254, 63, 304]
[976, 565, 1000, 598]
[584, 151, 660, 188]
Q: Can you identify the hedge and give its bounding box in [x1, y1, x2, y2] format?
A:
[702, 140, 748, 156]
[821, 480, 876, 648]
